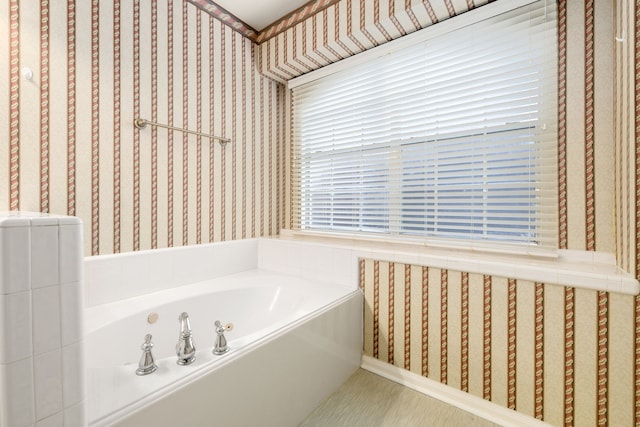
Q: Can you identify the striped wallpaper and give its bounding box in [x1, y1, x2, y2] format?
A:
[266, 0, 618, 256]
[617, 2, 640, 427]
[615, 0, 638, 284]
[2, 0, 640, 426]
[255, 0, 633, 426]
[5, 0, 619, 258]
[0, 0, 287, 256]
[360, 259, 636, 427]
[257, 0, 492, 83]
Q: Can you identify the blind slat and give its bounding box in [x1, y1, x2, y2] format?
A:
[292, 0, 558, 248]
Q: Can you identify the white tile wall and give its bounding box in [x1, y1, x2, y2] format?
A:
[59, 224, 82, 285]
[263, 233, 640, 295]
[32, 286, 62, 355]
[0, 291, 33, 363]
[0, 212, 86, 427]
[258, 238, 358, 287]
[63, 402, 86, 427]
[31, 225, 60, 288]
[60, 282, 83, 346]
[34, 350, 63, 420]
[35, 412, 63, 427]
[84, 238, 260, 307]
[62, 342, 85, 407]
[0, 225, 31, 294]
[0, 357, 35, 427]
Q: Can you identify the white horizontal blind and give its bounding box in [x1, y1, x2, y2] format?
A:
[292, 0, 558, 248]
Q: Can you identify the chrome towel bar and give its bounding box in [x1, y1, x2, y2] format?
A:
[134, 118, 231, 146]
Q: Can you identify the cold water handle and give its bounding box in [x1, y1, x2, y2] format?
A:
[136, 334, 158, 376]
[176, 312, 196, 365]
[213, 320, 231, 355]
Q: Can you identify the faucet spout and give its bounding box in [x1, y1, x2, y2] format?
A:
[176, 312, 196, 365]
[178, 311, 192, 336]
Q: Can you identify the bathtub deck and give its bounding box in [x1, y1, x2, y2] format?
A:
[300, 369, 499, 427]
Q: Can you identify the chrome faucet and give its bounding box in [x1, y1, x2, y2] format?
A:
[213, 320, 230, 355]
[136, 334, 158, 376]
[176, 312, 196, 365]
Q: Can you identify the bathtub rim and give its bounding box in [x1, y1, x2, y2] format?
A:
[87, 285, 362, 426]
[84, 268, 353, 335]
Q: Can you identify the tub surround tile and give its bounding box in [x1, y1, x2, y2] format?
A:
[561, 248, 598, 264]
[60, 282, 83, 346]
[0, 212, 85, 427]
[257, 239, 289, 273]
[0, 226, 31, 294]
[31, 225, 60, 289]
[607, 274, 624, 294]
[34, 349, 63, 421]
[190, 239, 258, 279]
[170, 245, 218, 286]
[560, 248, 617, 266]
[0, 212, 32, 226]
[32, 286, 62, 355]
[391, 251, 422, 267]
[35, 411, 63, 427]
[446, 256, 478, 275]
[85, 255, 138, 306]
[59, 224, 83, 285]
[140, 249, 177, 292]
[0, 357, 36, 427]
[258, 239, 358, 287]
[212, 238, 260, 277]
[557, 270, 602, 292]
[287, 243, 320, 278]
[0, 291, 33, 363]
[23, 215, 61, 227]
[85, 250, 175, 305]
[62, 342, 85, 407]
[85, 239, 260, 307]
[516, 264, 559, 286]
[63, 402, 86, 427]
[330, 247, 357, 285]
[271, 234, 640, 295]
[418, 252, 449, 272]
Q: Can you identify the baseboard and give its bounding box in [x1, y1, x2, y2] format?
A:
[361, 356, 552, 427]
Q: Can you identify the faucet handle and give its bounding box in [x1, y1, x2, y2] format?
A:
[215, 320, 233, 332]
[136, 334, 158, 376]
[213, 320, 231, 355]
[141, 333, 153, 350]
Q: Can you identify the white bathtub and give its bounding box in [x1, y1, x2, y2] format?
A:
[85, 269, 362, 426]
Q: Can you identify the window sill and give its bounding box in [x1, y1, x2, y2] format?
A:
[276, 229, 640, 295]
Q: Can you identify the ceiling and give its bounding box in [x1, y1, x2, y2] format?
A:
[213, 0, 312, 31]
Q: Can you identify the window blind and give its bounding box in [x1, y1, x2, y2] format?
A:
[292, 0, 558, 248]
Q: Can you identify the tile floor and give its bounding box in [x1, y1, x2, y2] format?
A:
[300, 369, 499, 427]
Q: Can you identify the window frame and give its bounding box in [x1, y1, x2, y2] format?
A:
[289, 0, 558, 253]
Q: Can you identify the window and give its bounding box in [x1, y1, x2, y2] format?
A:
[291, 0, 558, 249]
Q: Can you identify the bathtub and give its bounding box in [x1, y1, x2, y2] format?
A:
[85, 269, 363, 426]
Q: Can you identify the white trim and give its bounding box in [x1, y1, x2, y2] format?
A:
[288, 0, 539, 89]
[283, 228, 560, 259]
[276, 230, 640, 295]
[361, 356, 553, 427]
